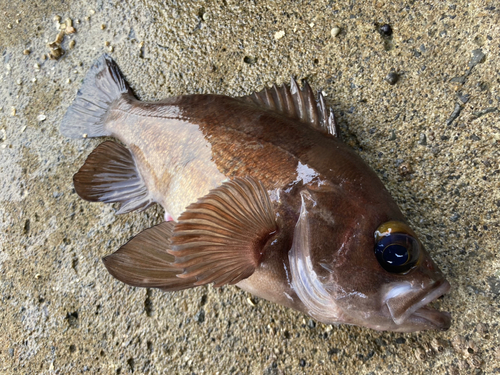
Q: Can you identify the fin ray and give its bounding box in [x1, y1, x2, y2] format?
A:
[241, 78, 340, 137]
[60, 54, 133, 139]
[102, 222, 198, 291]
[169, 177, 278, 287]
[73, 141, 153, 214]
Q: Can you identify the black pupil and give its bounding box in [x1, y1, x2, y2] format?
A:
[383, 244, 408, 265]
[374, 232, 420, 273]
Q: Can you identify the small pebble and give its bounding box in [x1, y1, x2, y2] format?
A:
[34, 63, 40, 70]
[469, 49, 486, 68]
[16, 79, 22, 85]
[415, 348, 426, 361]
[194, 308, 205, 323]
[65, 26, 76, 34]
[299, 359, 306, 367]
[108, 46, 114, 52]
[380, 24, 392, 36]
[458, 93, 470, 103]
[385, 72, 399, 85]
[37, 114, 46, 122]
[53, 15, 61, 22]
[467, 355, 482, 368]
[82, 133, 88, 138]
[274, 30, 285, 40]
[430, 338, 446, 353]
[69, 40, 76, 49]
[23, 49, 31, 55]
[55, 30, 65, 44]
[398, 162, 413, 176]
[307, 319, 316, 329]
[331, 27, 341, 37]
[49, 46, 64, 60]
[418, 133, 427, 145]
[104, 41, 110, 46]
[11, 107, 16, 116]
[100, 24, 106, 30]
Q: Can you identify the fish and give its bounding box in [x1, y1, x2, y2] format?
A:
[60, 55, 451, 332]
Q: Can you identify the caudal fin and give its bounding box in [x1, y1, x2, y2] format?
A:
[60, 54, 133, 139]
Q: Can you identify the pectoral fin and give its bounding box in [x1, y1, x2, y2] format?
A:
[102, 221, 197, 291]
[169, 177, 278, 287]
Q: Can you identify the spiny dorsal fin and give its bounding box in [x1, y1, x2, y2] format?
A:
[242, 78, 340, 138]
[169, 177, 278, 288]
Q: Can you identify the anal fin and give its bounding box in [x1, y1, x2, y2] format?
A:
[73, 140, 153, 214]
[102, 222, 197, 291]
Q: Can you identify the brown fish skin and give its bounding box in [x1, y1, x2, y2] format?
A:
[61, 55, 451, 332]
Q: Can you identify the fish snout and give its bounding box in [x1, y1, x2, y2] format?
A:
[385, 279, 451, 330]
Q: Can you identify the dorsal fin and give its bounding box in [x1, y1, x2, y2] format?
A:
[242, 78, 340, 138]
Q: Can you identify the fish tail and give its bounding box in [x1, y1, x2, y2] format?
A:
[60, 54, 133, 139]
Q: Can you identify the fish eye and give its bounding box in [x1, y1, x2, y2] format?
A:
[374, 221, 421, 274]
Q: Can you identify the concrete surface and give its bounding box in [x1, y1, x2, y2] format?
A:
[1, 1, 499, 374]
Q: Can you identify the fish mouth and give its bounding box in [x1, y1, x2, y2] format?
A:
[386, 280, 451, 331]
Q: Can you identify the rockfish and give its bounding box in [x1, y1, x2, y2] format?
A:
[60, 55, 451, 332]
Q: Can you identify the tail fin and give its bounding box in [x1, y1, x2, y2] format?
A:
[60, 54, 133, 139]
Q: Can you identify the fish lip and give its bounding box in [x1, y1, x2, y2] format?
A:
[387, 280, 451, 330]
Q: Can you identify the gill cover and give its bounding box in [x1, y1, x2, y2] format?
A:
[288, 190, 340, 322]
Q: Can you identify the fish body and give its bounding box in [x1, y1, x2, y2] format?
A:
[61, 55, 451, 332]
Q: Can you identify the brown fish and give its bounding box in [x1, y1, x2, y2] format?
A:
[61, 55, 451, 332]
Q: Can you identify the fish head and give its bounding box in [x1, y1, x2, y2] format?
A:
[288, 187, 451, 332]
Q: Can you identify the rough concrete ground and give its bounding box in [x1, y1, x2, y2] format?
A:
[0, 1, 499, 374]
